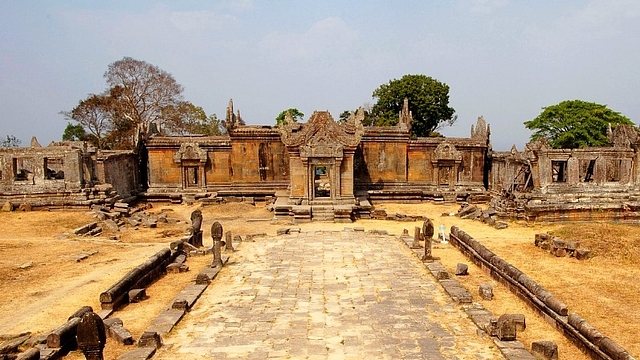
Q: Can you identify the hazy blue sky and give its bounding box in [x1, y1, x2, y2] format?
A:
[1, 0, 638, 150]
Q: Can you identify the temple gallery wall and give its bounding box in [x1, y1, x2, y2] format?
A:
[3, 100, 640, 222]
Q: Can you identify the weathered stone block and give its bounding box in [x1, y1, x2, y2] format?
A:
[1, 201, 13, 212]
[496, 314, 517, 341]
[128, 289, 146, 303]
[575, 249, 592, 260]
[39, 348, 59, 360]
[117, 346, 156, 360]
[137, 331, 162, 348]
[103, 318, 123, 329]
[458, 205, 478, 218]
[479, 284, 494, 300]
[502, 313, 526, 331]
[553, 248, 567, 257]
[531, 341, 558, 360]
[68, 306, 94, 321]
[455, 263, 469, 276]
[46, 317, 80, 348]
[109, 325, 134, 345]
[104, 219, 120, 232]
[15, 347, 40, 360]
[0, 333, 31, 354]
[552, 238, 566, 249]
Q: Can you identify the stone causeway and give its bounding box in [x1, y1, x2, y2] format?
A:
[152, 230, 504, 359]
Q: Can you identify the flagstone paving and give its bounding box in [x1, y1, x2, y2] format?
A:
[154, 230, 503, 359]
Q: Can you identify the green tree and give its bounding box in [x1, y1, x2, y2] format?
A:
[62, 123, 89, 141]
[276, 108, 304, 126]
[371, 74, 456, 137]
[0, 135, 21, 147]
[162, 101, 223, 136]
[339, 108, 374, 125]
[524, 100, 634, 149]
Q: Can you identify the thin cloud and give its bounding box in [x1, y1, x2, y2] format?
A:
[525, 0, 640, 53]
[259, 17, 359, 62]
[467, 0, 509, 15]
[224, 0, 254, 12]
[169, 10, 235, 32]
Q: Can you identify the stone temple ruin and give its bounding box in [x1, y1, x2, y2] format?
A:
[490, 124, 640, 222]
[142, 99, 490, 221]
[2, 99, 640, 222]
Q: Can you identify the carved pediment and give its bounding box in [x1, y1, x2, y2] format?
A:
[173, 143, 207, 164]
[280, 111, 364, 153]
[434, 142, 462, 162]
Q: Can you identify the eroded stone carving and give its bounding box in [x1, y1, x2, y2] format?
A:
[433, 142, 462, 162]
[279, 110, 364, 149]
[173, 143, 207, 164]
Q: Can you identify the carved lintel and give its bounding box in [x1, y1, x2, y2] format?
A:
[433, 142, 462, 163]
[173, 143, 208, 164]
[300, 144, 343, 158]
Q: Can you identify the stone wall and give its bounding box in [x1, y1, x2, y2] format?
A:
[97, 151, 139, 197]
[0, 142, 125, 209]
[489, 126, 640, 222]
[145, 129, 289, 199]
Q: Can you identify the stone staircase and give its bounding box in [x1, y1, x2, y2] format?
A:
[311, 205, 335, 221]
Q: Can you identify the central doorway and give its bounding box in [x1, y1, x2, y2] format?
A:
[314, 165, 331, 198]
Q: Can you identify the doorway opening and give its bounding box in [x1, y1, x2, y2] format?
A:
[314, 165, 330, 198]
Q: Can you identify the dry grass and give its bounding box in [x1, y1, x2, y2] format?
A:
[551, 222, 640, 263]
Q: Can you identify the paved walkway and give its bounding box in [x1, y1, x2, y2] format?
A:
[154, 230, 502, 359]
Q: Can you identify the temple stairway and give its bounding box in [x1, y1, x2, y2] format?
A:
[311, 205, 335, 221]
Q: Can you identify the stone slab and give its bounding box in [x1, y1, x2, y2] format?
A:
[117, 347, 156, 360]
[168, 284, 208, 311]
[146, 309, 185, 335]
[195, 267, 220, 285]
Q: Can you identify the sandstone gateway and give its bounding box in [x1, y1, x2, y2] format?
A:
[2, 99, 640, 222]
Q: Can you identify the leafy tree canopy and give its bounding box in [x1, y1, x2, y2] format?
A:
[62, 57, 216, 149]
[62, 123, 90, 142]
[162, 101, 223, 136]
[276, 108, 304, 126]
[339, 107, 373, 125]
[371, 74, 456, 137]
[1, 135, 21, 147]
[524, 100, 634, 149]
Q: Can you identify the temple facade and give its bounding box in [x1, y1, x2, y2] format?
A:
[4, 99, 639, 222]
[143, 100, 491, 220]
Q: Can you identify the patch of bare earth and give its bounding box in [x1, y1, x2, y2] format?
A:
[0, 202, 637, 360]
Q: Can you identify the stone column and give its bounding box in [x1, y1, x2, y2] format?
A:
[301, 158, 310, 204]
[334, 157, 343, 201]
[224, 231, 234, 252]
[211, 221, 223, 268]
[341, 150, 356, 201]
[411, 227, 422, 249]
[422, 219, 435, 261]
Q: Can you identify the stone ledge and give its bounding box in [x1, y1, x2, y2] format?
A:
[117, 347, 156, 360]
